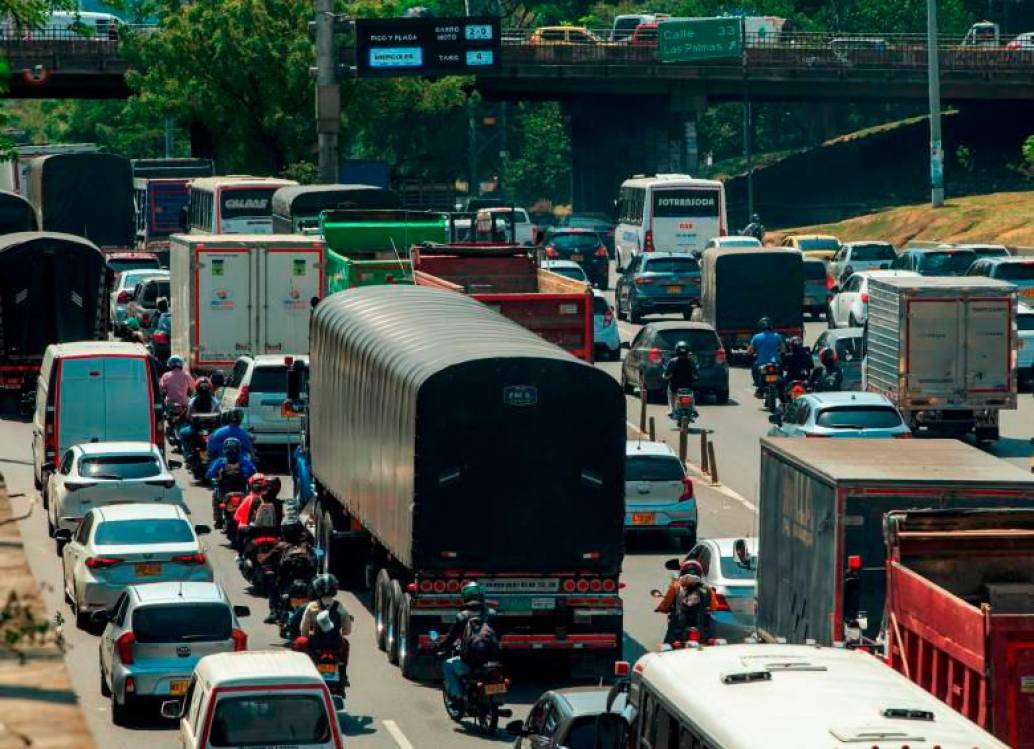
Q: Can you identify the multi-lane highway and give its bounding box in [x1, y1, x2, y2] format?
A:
[2, 277, 1031, 749]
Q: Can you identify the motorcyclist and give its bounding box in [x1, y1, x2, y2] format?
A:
[298, 573, 353, 686]
[179, 377, 220, 451]
[747, 317, 786, 394]
[809, 347, 844, 392]
[207, 437, 256, 528]
[662, 341, 698, 419]
[438, 581, 500, 707]
[233, 473, 269, 546]
[207, 407, 254, 461]
[119, 316, 146, 344]
[781, 337, 813, 388]
[159, 355, 194, 411]
[655, 559, 712, 645]
[742, 213, 766, 243]
[259, 519, 317, 624]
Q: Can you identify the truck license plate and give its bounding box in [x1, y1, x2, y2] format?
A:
[632, 512, 655, 525]
[531, 597, 555, 611]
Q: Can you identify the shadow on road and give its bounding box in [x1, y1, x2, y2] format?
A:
[0, 683, 80, 705]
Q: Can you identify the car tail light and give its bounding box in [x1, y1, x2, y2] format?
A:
[172, 553, 207, 565]
[116, 290, 131, 303]
[602, 579, 617, 592]
[860, 293, 869, 304]
[235, 385, 250, 407]
[562, 579, 576, 593]
[595, 246, 608, 257]
[709, 589, 731, 611]
[1006, 40, 1018, 50]
[231, 628, 248, 651]
[648, 348, 663, 364]
[116, 631, 135, 664]
[634, 276, 654, 286]
[545, 246, 558, 259]
[152, 331, 170, 345]
[826, 275, 836, 290]
[603, 307, 613, 326]
[644, 230, 654, 252]
[614, 660, 630, 676]
[893, 432, 914, 439]
[125, 676, 136, 694]
[419, 580, 433, 593]
[687, 628, 701, 642]
[714, 348, 727, 364]
[64, 481, 97, 492]
[85, 556, 122, 569]
[679, 477, 694, 501]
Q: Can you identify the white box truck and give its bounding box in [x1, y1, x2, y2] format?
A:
[864, 275, 1016, 443]
[170, 234, 325, 372]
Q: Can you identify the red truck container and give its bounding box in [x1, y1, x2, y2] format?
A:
[411, 243, 595, 361]
[884, 507, 1034, 748]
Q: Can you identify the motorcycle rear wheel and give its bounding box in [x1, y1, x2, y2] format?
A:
[442, 687, 464, 723]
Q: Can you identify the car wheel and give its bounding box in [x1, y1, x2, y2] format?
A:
[714, 389, 730, 405]
[74, 598, 91, 631]
[41, 481, 49, 510]
[374, 569, 391, 652]
[111, 691, 132, 727]
[47, 513, 55, 538]
[616, 296, 628, 321]
[99, 655, 111, 697]
[386, 579, 403, 665]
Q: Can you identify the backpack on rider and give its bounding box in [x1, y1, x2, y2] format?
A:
[460, 615, 500, 667]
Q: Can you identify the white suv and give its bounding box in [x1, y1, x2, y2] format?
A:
[828, 270, 919, 328]
[219, 355, 308, 446]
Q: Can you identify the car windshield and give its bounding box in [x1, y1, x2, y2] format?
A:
[551, 266, 587, 282]
[798, 238, 839, 251]
[850, 243, 895, 261]
[652, 329, 718, 352]
[994, 262, 1034, 281]
[79, 455, 162, 480]
[626, 454, 685, 482]
[815, 406, 903, 429]
[209, 695, 330, 747]
[108, 258, 160, 274]
[642, 257, 699, 274]
[1018, 314, 1034, 332]
[249, 365, 288, 393]
[972, 247, 1008, 258]
[920, 250, 976, 274]
[133, 603, 231, 643]
[803, 262, 828, 280]
[121, 271, 164, 289]
[719, 555, 757, 580]
[833, 336, 864, 362]
[94, 518, 194, 546]
[550, 233, 601, 251]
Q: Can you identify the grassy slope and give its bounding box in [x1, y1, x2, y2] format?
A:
[771, 191, 1034, 247]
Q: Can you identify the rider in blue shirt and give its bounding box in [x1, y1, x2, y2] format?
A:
[207, 408, 255, 461]
[747, 317, 786, 393]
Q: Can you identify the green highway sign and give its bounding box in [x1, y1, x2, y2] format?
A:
[658, 18, 743, 63]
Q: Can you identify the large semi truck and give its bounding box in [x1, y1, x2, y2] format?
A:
[301, 286, 626, 681]
[883, 508, 1034, 748]
[756, 437, 1034, 647]
[865, 275, 1017, 443]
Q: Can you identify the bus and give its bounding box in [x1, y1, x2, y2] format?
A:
[614, 174, 727, 271]
[622, 644, 1005, 748]
[186, 176, 297, 235]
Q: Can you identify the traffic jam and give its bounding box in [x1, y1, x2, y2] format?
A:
[2, 153, 1034, 749]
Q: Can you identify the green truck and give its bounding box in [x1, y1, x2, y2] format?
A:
[325, 249, 412, 293]
[319, 209, 448, 260]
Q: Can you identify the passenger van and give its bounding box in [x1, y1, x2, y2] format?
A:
[622, 643, 1005, 747]
[162, 651, 343, 749]
[32, 342, 160, 503]
[186, 176, 297, 235]
[614, 174, 727, 271]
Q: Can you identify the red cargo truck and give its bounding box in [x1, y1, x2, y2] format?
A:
[411, 243, 595, 361]
[884, 508, 1034, 748]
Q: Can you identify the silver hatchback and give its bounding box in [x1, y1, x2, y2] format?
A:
[624, 440, 696, 550]
[96, 581, 249, 725]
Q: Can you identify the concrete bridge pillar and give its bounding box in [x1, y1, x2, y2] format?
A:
[567, 93, 706, 213]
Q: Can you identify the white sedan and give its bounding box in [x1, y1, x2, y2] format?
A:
[47, 441, 184, 547]
[828, 269, 920, 328]
[110, 269, 168, 332]
[58, 503, 213, 629]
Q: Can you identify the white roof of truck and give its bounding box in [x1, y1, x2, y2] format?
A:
[47, 341, 149, 359]
[869, 275, 1016, 291]
[635, 644, 1006, 748]
[195, 651, 324, 688]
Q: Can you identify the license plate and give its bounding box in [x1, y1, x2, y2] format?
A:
[1023, 288, 1034, 298]
[290, 597, 306, 608]
[317, 663, 338, 675]
[571, 254, 583, 262]
[666, 285, 682, 294]
[169, 679, 189, 696]
[531, 597, 555, 611]
[135, 563, 161, 577]
[765, 374, 779, 383]
[632, 512, 656, 525]
[483, 683, 507, 695]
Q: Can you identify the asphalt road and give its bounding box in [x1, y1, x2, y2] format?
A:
[3, 272, 1031, 749]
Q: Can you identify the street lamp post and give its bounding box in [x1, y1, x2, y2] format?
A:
[927, 0, 945, 207]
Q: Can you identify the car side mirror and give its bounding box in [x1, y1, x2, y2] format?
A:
[506, 720, 526, 737]
[663, 557, 681, 571]
[768, 413, 783, 426]
[54, 529, 72, 543]
[160, 699, 184, 720]
[194, 524, 211, 536]
[733, 538, 749, 566]
[233, 605, 251, 618]
[91, 609, 111, 626]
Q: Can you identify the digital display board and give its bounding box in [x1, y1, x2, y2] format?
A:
[355, 17, 501, 77]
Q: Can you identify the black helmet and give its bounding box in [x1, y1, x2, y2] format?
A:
[461, 580, 484, 604]
[311, 573, 339, 599]
[282, 520, 304, 543]
[674, 341, 690, 356]
[224, 408, 243, 426]
[788, 336, 802, 352]
[223, 437, 241, 462]
[820, 347, 838, 367]
[758, 317, 772, 331]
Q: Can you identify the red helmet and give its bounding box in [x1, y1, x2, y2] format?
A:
[820, 347, 838, 367]
[680, 559, 704, 576]
[248, 473, 268, 492]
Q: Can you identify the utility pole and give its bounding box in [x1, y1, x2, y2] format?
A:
[468, 99, 478, 197]
[314, 0, 340, 184]
[927, 0, 944, 207]
[743, 95, 754, 222]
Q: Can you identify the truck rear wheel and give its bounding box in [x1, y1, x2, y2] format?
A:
[397, 594, 420, 680]
[386, 579, 403, 665]
[374, 569, 391, 651]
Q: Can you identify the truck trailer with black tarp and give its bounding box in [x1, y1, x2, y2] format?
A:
[0, 232, 107, 397]
[303, 285, 626, 681]
[0, 190, 37, 235]
[756, 437, 1034, 648]
[26, 153, 135, 250]
[271, 184, 401, 234]
[699, 247, 803, 355]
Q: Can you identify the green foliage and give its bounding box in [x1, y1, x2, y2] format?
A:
[501, 102, 570, 205]
[2, 591, 60, 664]
[1023, 135, 1034, 170]
[0, 0, 78, 27]
[281, 160, 320, 184]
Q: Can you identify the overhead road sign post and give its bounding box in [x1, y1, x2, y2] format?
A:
[355, 17, 501, 77]
[658, 18, 743, 63]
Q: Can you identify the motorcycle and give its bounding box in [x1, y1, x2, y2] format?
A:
[278, 578, 313, 639]
[164, 402, 187, 452]
[431, 632, 512, 736]
[217, 490, 246, 538]
[758, 363, 782, 413]
[292, 636, 346, 697]
[237, 532, 280, 592]
[671, 388, 697, 429]
[185, 412, 221, 482]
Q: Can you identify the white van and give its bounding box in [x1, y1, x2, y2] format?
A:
[31, 342, 160, 506]
[162, 651, 343, 749]
[614, 174, 727, 270]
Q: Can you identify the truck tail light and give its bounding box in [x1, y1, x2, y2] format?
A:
[419, 580, 433, 593]
[826, 275, 836, 290]
[562, 579, 576, 593]
[231, 628, 248, 651]
[545, 246, 558, 259]
[116, 632, 135, 664]
[648, 348, 663, 364]
[679, 477, 694, 501]
[576, 579, 590, 593]
[644, 230, 654, 252]
[709, 589, 731, 611]
[714, 348, 727, 364]
[235, 385, 250, 407]
[614, 660, 630, 676]
[602, 578, 617, 592]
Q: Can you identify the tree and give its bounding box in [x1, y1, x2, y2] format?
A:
[501, 102, 570, 205]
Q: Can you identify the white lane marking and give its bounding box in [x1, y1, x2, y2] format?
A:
[384, 719, 416, 749]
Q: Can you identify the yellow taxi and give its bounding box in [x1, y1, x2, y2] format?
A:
[781, 234, 840, 261]
[529, 26, 604, 45]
